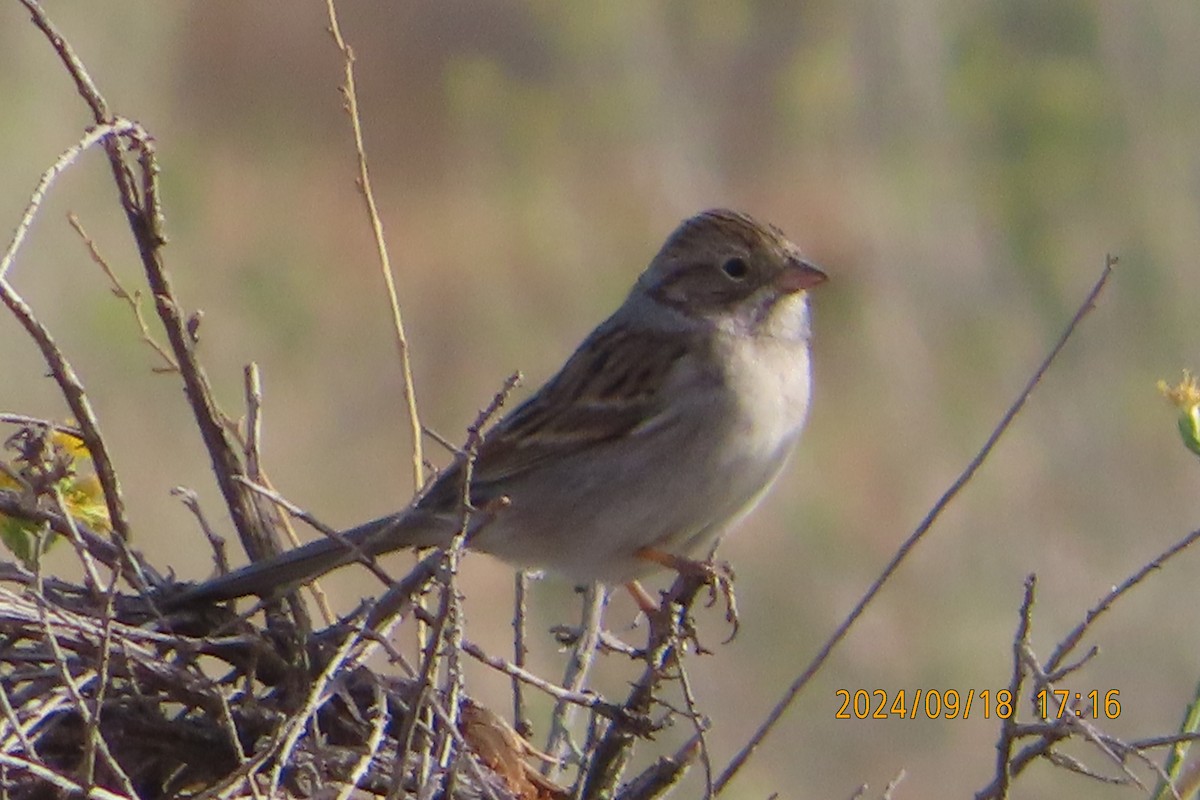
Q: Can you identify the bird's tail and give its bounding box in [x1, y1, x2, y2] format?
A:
[162, 513, 425, 607]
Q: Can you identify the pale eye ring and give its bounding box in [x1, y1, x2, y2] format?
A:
[721, 256, 749, 280]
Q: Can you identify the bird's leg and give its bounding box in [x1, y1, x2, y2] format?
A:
[632, 548, 740, 641]
[623, 580, 661, 616]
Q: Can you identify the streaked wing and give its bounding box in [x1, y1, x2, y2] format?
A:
[419, 323, 691, 511]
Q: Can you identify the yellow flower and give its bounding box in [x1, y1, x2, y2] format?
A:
[1159, 371, 1200, 457]
[51, 430, 92, 461]
[62, 474, 110, 532]
[0, 425, 109, 568]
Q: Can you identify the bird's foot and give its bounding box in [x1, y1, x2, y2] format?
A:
[631, 548, 740, 644]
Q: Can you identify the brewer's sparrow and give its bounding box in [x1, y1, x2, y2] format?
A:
[172, 209, 825, 604]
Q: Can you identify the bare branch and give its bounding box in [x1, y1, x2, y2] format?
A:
[324, 0, 424, 493]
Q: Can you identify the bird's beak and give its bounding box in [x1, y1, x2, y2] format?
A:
[775, 258, 828, 294]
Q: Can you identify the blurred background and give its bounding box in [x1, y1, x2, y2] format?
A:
[3, 2, 1200, 796]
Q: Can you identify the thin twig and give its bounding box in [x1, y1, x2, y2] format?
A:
[0, 120, 135, 282]
[33, 596, 138, 798]
[673, 656, 713, 798]
[337, 681, 390, 800]
[0, 416, 82, 438]
[544, 584, 606, 779]
[268, 613, 374, 795]
[512, 570, 531, 738]
[1131, 732, 1200, 750]
[240, 364, 336, 627]
[172, 486, 229, 576]
[0, 753, 127, 800]
[1045, 522, 1200, 675]
[242, 364, 264, 482]
[324, 0, 424, 493]
[715, 255, 1117, 794]
[233, 476, 400, 591]
[882, 769, 908, 800]
[418, 696, 508, 800]
[459, 638, 639, 728]
[0, 672, 40, 765]
[50, 486, 105, 596]
[1067, 715, 1146, 790]
[67, 213, 178, 372]
[990, 575, 1037, 799]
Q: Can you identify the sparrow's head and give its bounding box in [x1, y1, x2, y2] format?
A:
[639, 209, 827, 335]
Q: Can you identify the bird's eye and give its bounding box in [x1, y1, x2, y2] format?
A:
[721, 257, 749, 280]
